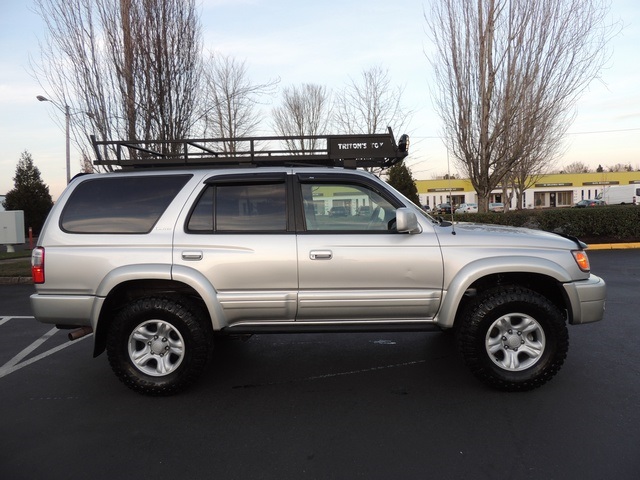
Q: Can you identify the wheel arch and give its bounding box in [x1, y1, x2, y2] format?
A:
[93, 266, 225, 357]
[435, 256, 573, 329]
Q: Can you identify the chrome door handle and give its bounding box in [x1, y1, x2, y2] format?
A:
[309, 250, 332, 260]
[181, 251, 203, 261]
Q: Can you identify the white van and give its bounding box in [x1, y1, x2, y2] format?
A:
[598, 184, 640, 205]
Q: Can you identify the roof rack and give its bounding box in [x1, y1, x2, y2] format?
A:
[90, 127, 408, 169]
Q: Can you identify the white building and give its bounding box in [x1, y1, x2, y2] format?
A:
[416, 171, 640, 209]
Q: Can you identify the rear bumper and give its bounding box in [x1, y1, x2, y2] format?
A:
[30, 293, 96, 328]
[564, 274, 607, 325]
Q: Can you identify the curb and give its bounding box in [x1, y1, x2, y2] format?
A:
[0, 276, 33, 285]
[586, 243, 640, 251]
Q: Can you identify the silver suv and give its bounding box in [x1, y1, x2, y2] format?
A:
[30, 131, 606, 395]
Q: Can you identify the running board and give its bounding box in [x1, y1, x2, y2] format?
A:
[218, 322, 443, 335]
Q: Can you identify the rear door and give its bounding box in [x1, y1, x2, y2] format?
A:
[173, 172, 298, 325]
[294, 173, 443, 322]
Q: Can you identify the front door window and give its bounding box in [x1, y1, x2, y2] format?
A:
[301, 182, 397, 232]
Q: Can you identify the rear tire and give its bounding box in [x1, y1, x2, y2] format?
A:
[456, 286, 568, 391]
[106, 296, 212, 395]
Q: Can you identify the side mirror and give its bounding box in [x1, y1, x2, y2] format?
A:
[396, 208, 421, 234]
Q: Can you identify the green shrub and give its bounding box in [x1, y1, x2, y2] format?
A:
[453, 205, 640, 242]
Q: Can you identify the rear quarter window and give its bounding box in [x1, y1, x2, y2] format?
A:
[60, 174, 191, 233]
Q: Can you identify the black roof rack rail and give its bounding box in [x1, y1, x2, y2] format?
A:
[90, 127, 408, 170]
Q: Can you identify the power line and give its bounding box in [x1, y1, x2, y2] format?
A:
[409, 127, 640, 139]
[566, 127, 640, 135]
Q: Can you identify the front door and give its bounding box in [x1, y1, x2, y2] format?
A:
[295, 175, 443, 322]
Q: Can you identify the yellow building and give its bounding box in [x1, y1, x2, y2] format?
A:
[416, 171, 640, 209]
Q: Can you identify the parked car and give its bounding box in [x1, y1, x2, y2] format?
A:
[329, 206, 349, 216]
[489, 202, 504, 213]
[573, 199, 605, 208]
[455, 203, 478, 214]
[29, 130, 606, 395]
[435, 203, 452, 215]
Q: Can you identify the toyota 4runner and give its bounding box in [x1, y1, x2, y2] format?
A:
[30, 130, 606, 395]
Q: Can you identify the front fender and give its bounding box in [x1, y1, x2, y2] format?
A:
[434, 255, 574, 328]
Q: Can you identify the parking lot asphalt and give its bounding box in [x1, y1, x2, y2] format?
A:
[1, 250, 639, 479]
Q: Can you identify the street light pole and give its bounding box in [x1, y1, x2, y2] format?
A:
[37, 95, 71, 184]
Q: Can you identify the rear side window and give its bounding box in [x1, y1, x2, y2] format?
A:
[187, 181, 287, 233]
[60, 175, 191, 233]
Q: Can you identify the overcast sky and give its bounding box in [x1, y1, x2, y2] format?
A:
[1, 0, 639, 200]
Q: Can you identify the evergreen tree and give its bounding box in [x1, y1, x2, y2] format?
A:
[2, 151, 54, 235]
[387, 161, 421, 206]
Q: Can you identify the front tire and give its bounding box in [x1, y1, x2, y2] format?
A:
[456, 286, 568, 391]
[106, 297, 212, 395]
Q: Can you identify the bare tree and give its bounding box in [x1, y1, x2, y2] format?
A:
[425, 0, 617, 212]
[607, 163, 633, 172]
[334, 66, 412, 175]
[33, 0, 202, 169]
[504, 152, 550, 211]
[200, 53, 278, 152]
[562, 161, 592, 174]
[334, 65, 410, 136]
[272, 84, 332, 152]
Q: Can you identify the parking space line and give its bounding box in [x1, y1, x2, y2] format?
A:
[0, 316, 34, 327]
[0, 321, 93, 379]
[0, 335, 91, 379]
[3, 326, 59, 371]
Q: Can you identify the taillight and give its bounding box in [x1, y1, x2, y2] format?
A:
[32, 247, 45, 284]
[572, 250, 590, 272]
